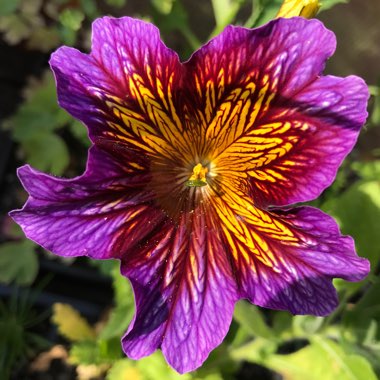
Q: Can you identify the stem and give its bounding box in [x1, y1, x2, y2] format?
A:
[180, 25, 202, 50]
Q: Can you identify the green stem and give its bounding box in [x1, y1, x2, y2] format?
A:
[244, 0, 263, 28]
[180, 25, 202, 50]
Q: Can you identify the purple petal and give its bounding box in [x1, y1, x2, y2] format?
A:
[185, 17, 336, 124]
[227, 204, 369, 315]
[10, 146, 158, 258]
[184, 18, 368, 207]
[50, 17, 184, 156]
[121, 209, 238, 373]
[248, 75, 369, 206]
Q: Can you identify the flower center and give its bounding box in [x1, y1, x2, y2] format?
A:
[185, 163, 208, 187]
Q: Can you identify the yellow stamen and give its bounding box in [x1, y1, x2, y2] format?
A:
[185, 163, 208, 187]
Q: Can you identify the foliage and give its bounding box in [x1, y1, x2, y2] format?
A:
[1, 0, 380, 379]
[0, 287, 50, 379]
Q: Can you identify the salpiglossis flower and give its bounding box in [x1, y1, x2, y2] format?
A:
[10, 16, 370, 373]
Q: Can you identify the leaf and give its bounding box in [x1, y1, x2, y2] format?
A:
[210, 0, 244, 35]
[0, 240, 38, 285]
[5, 72, 71, 141]
[59, 8, 85, 31]
[263, 336, 377, 380]
[136, 352, 192, 380]
[99, 266, 134, 340]
[69, 119, 90, 147]
[23, 134, 69, 175]
[234, 300, 274, 339]
[52, 303, 96, 342]
[0, 0, 21, 16]
[151, 0, 175, 14]
[107, 360, 142, 380]
[343, 279, 380, 342]
[272, 311, 293, 337]
[250, 0, 283, 27]
[292, 315, 324, 336]
[352, 160, 380, 181]
[322, 180, 380, 273]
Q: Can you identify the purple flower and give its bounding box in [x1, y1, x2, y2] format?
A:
[10, 16, 370, 373]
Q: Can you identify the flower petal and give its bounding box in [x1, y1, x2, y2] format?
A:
[218, 75, 369, 206]
[184, 17, 335, 142]
[121, 204, 238, 373]
[50, 17, 187, 160]
[209, 189, 369, 315]
[9, 146, 161, 259]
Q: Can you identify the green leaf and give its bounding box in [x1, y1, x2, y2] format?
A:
[234, 300, 274, 339]
[52, 303, 96, 342]
[0, 240, 38, 285]
[151, 0, 175, 14]
[5, 73, 71, 141]
[137, 352, 192, 380]
[23, 134, 69, 175]
[79, 0, 100, 18]
[263, 336, 378, 380]
[272, 311, 293, 337]
[210, 0, 244, 35]
[59, 8, 85, 31]
[249, 0, 283, 27]
[352, 160, 380, 181]
[343, 280, 380, 342]
[322, 180, 380, 273]
[292, 315, 324, 336]
[70, 341, 100, 365]
[107, 360, 142, 380]
[69, 119, 91, 147]
[0, 0, 21, 16]
[99, 266, 134, 340]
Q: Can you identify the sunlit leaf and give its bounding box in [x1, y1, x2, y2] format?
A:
[0, 240, 37, 285]
[234, 300, 274, 339]
[263, 336, 377, 380]
[52, 303, 96, 342]
[352, 160, 380, 181]
[137, 352, 192, 380]
[107, 360, 142, 380]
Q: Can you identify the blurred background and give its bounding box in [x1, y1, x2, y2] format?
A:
[0, 0, 379, 379]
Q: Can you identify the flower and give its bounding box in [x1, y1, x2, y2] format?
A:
[10, 16, 370, 373]
[276, 0, 321, 18]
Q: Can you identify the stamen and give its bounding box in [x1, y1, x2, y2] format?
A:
[185, 163, 208, 187]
